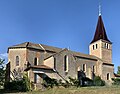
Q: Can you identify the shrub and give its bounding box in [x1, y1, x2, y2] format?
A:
[4, 73, 30, 92]
[93, 76, 105, 86]
[68, 77, 79, 87]
[22, 73, 30, 91]
[42, 76, 58, 88]
[112, 78, 120, 85]
[82, 77, 93, 86]
[58, 79, 62, 86]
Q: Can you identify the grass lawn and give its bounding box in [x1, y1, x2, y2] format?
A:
[27, 86, 120, 94]
[1, 86, 120, 94]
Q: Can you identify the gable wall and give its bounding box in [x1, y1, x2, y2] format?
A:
[102, 64, 114, 84]
[27, 49, 55, 66]
[8, 48, 27, 79]
[76, 57, 97, 79]
[53, 50, 76, 81]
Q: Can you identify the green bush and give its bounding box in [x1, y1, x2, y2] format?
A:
[93, 76, 105, 86]
[82, 77, 93, 86]
[112, 78, 120, 85]
[68, 77, 79, 87]
[42, 76, 58, 88]
[4, 73, 30, 92]
[4, 80, 26, 91]
[58, 79, 62, 85]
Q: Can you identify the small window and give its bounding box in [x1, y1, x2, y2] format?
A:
[34, 58, 37, 65]
[107, 44, 109, 49]
[83, 64, 86, 72]
[104, 43, 106, 48]
[93, 65, 96, 73]
[16, 56, 19, 66]
[64, 55, 68, 72]
[93, 66, 95, 73]
[105, 43, 109, 49]
[96, 44, 98, 49]
[107, 73, 110, 80]
[93, 45, 94, 50]
[54, 58, 56, 69]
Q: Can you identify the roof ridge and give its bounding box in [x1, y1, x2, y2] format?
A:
[44, 48, 68, 60]
[39, 44, 46, 52]
[26, 42, 29, 47]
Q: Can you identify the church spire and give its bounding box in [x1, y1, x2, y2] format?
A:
[90, 5, 111, 44]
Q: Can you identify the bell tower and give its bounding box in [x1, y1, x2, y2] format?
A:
[89, 7, 112, 64]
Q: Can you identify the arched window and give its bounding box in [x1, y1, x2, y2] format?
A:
[64, 55, 68, 72]
[93, 65, 95, 73]
[16, 56, 19, 66]
[83, 64, 86, 72]
[108, 44, 109, 49]
[107, 73, 110, 80]
[34, 58, 37, 65]
[105, 43, 109, 49]
[93, 45, 94, 50]
[107, 44, 109, 49]
[54, 58, 56, 69]
[96, 44, 98, 49]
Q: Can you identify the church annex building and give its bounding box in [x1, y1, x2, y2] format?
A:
[6, 14, 117, 89]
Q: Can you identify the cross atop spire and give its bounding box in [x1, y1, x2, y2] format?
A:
[99, 3, 101, 16]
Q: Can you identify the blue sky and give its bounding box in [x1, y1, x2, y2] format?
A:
[0, 0, 120, 72]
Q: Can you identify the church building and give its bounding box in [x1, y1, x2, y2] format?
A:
[6, 13, 115, 89]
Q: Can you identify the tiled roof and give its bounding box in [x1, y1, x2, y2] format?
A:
[114, 73, 120, 77]
[44, 48, 68, 60]
[8, 42, 42, 49]
[41, 44, 62, 52]
[24, 65, 53, 71]
[70, 51, 98, 61]
[91, 15, 111, 44]
[44, 48, 98, 61]
[8, 42, 105, 62]
[8, 42, 62, 53]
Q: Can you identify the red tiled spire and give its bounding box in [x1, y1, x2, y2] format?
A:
[90, 15, 111, 44]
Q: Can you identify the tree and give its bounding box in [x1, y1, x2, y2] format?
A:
[117, 66, 120, 75]
[0, 58, 5, 88]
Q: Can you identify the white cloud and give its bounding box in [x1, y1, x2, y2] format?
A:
[0, 53, 8, 58]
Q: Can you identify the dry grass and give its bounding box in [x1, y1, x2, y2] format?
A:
[26, 86, 120, 94]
